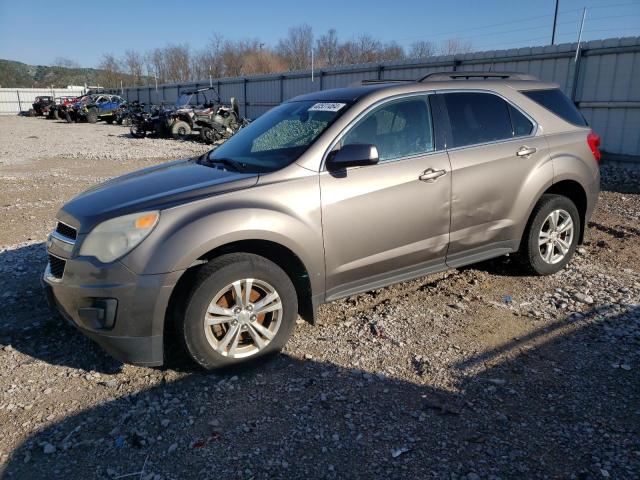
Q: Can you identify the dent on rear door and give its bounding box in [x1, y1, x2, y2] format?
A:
[446, 136, 552, 261]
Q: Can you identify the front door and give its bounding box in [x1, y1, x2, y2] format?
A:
[320, 94, 452, 300]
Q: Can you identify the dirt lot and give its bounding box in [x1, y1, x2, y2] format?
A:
[0, 117, 638, 479]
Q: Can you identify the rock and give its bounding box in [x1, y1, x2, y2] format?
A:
[391, 446, 410, 458]
[160, 419, 170, 427]
[167, 442, 178, 454]
[573, 293, 594, 304]
[43, 443, 56, 454]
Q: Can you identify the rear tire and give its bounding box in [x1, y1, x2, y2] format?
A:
[181, 253, 298, 370]
[86, 108, 98, 124]
[130, 124, 146, 138]
[170, 120, 191, 140]
[518, 194, 580, 275]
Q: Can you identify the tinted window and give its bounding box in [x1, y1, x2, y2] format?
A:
[509, 105, 534, 137]
[342, 96, 434, 162]
[443, 93, 513, 148]
[522, 89, 587, 126]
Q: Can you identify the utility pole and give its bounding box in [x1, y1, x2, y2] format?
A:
[551, 0, 560, 45]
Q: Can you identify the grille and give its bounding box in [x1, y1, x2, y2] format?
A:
[55, 222, 77, 240]
[48, 255, 66, 279]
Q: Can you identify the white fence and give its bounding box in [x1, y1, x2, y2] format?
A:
[0, 87, 86, 115]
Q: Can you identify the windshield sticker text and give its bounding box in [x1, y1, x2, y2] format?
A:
[308, 102, 346, 112]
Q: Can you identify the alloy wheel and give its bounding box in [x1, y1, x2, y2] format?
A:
[538, 209, 574, 264]
[203, 278, 283, 358]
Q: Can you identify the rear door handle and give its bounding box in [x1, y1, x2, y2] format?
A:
[419, 168, 447, 182]
[516, 146, 537, 157]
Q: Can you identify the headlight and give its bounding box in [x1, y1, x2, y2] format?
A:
[79, 211, 159, 263]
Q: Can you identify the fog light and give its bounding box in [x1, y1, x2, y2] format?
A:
[77, 298, 117, 330]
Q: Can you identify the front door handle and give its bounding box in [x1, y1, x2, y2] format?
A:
[516, 146, 537, 157]
[419, 168, 447, 182]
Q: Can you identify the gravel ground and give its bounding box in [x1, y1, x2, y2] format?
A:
[0, 117, 638, 479]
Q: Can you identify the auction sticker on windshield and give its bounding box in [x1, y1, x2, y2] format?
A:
[308, 102, 346, 112]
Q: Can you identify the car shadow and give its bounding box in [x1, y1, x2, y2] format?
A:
[0, 242, 124, 375]
[2, 241, 638, 480]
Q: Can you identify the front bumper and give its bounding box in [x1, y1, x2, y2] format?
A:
[42, 255, 183, 366]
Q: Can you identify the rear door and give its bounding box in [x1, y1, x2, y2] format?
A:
[440, 91, 551, 265]
[320, 94, 452, 300]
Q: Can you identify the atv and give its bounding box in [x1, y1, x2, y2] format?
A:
[194, 97, 250, 144]
[129, 104, 161, 138]
[32, 96, 55, 116]
[160, 87, 221, 139]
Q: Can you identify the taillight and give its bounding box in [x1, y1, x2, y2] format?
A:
[587, 131, 601, 164]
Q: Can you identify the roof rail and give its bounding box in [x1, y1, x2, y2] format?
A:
[349, 79, 411, 87]
[418, 71, 539, 82]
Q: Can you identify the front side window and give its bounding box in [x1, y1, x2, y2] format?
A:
[207, 100, 349, 173]
[341, 96, 434, 162]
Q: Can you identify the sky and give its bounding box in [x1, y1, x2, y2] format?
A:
[0, 0, 639, 67]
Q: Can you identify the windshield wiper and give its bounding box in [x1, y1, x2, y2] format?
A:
[205, 157, 246, 172]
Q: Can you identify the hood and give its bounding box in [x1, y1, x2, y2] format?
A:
[58, 158, 258, 233]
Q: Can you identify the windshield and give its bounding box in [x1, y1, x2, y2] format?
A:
[205, 100, 350, 173]
[175, 93, 193, 108]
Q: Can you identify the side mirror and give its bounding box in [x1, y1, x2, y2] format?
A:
[327, 143, 379, 169]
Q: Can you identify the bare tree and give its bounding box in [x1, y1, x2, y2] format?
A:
[146, 48, 167, 84]
[97, 53, 123, 88]
[276, 24, 313, 71]
[123, 50, 144, 86]
[316, 29, 340, 67]
[337, 34, 404, 65]
[440, 38, 473, 55]
[408, 40, 436, 59]
[163, 44, 191, 83]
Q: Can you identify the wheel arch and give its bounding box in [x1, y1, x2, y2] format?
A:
[165, 239, 316, 349]
[543, 180, 588, 243]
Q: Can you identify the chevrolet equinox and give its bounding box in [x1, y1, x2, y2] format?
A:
[43, 72, 601, 369]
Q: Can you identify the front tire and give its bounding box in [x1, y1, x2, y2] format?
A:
[170, 120, 191, 139]
[181, 253, 298, 369]
[198, 126, 217, 144]
[518, 194, 580, 275]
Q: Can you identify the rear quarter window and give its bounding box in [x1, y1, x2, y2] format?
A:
[522, 89, 587, 126]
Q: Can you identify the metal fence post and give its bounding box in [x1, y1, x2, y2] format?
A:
[571, 47, 585, 103]
[279, 75, 284, 103]
[243, 78, 248, 117]
[16, 90, 22, 112]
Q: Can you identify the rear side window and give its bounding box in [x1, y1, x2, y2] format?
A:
[522, 89, 587, 126]
[509, 105, 534, 137]
[442, 92, 514, 148]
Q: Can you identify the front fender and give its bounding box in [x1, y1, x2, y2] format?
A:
[121, 174, 325, 295]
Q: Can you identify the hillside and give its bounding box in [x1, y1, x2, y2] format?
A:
[0, 59, 102, 88]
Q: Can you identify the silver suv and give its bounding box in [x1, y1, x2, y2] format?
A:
[43, 72, 601, 369]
